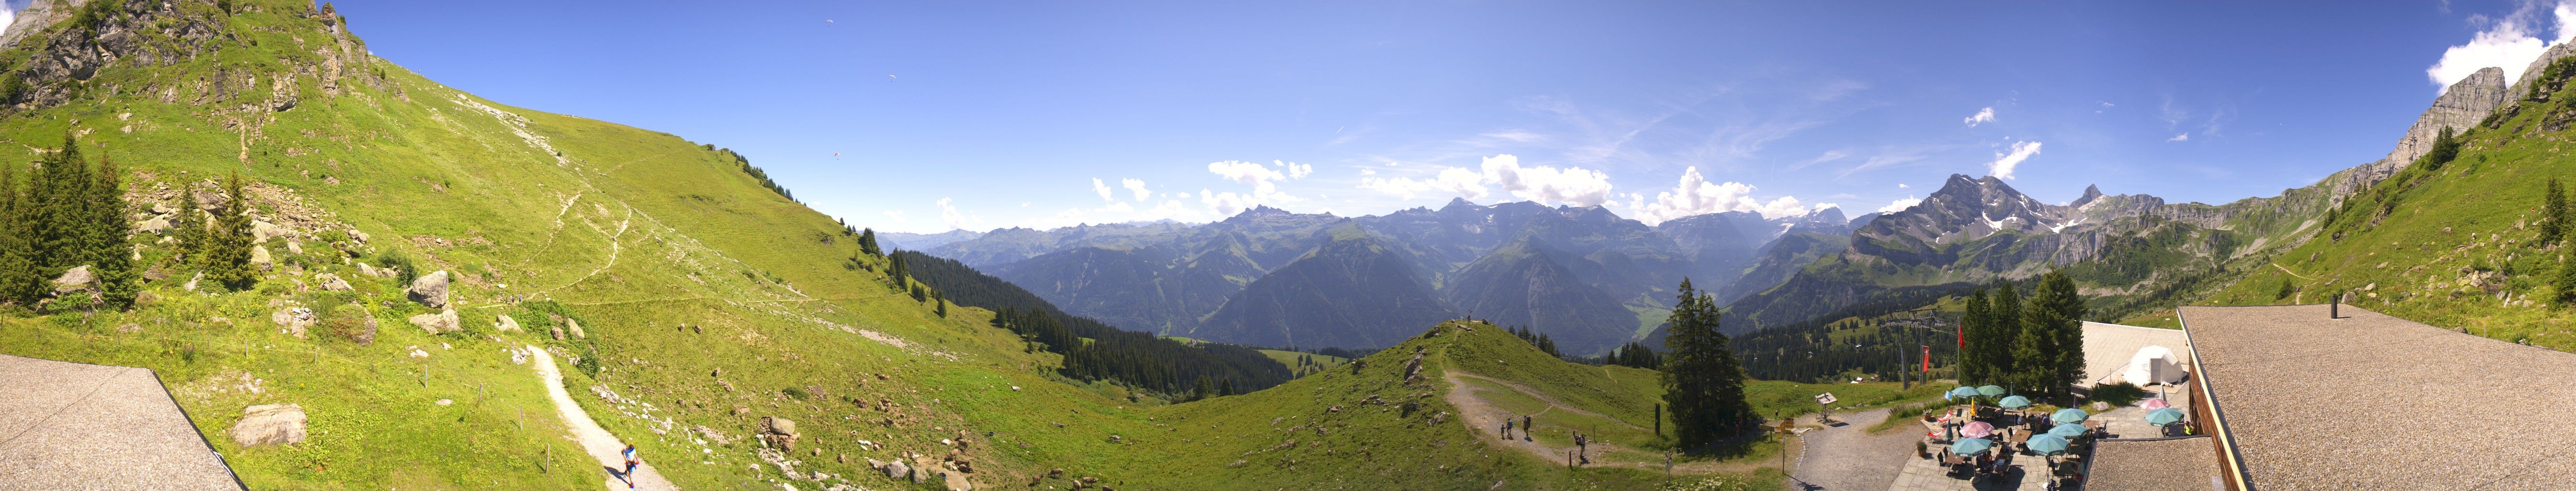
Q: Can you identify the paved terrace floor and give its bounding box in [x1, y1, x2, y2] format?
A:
[0, 353, 242, 491]
[2181, 304, 2576, 490]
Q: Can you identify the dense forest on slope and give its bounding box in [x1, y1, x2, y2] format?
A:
[896, 250, 1292, 393]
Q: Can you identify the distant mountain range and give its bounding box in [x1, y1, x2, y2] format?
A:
[917, 199, 1861, 354]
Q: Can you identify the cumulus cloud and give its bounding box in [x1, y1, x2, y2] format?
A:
[2167, 133, 2190, 142]
[1360, 167, 1490, 201]
[1988, 141, 2043, 180]
[1878, 196, 1923, 214]
[1479, 154, 1613, 206]
[1091, 178, 1115, 202]
[937, 198, 982, 231]
[1286, 162, 1314, 179]
[1629, 166, 1815, 224]
[1898, 183, 1910, 189]
[2426, 1, 2576, 91]
[1121, 178, 1151, 201]
[1963, 107, 1996, 127]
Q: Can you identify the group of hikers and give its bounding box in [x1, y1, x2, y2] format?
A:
[1500, 414, 1593, 465]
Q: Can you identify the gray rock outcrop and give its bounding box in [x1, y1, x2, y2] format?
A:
[250, 245, 274, 269]
[228, 404, 308, 447]
[566, 317, 586, 339]
[2373, 67, 2508, 177]
[408, 270, 450, 308]
[495, 314, 521, 333]
[50, 265, 92, 293]
[272, 307, 316, 339]
[408, 309, 460, 334]
[316, 273, 353, 292]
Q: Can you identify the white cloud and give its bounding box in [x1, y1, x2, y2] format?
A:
[1091, 178, 1115, 202]
[1479, 154, 1613, 206]
[1358, 168, 1377, 175]
[1175, 192, 1191, 199]
[1121, 178, 1151, 201]
[1361, 166, 1492, 201]
[936, 198, 982, 231]
[1629, 166, 1813, 224]
[1286, 161, 1314, 179]
[1200, 188, 1254, 216]
[1988, 141, 2043, 180]
[2167, 133, 2190, 142]
[1877, 196, 1923, 214]
[2426, 2, 2571, 91]
[1898, 183, 1910, 189]
[1963, 107, 1996, 127]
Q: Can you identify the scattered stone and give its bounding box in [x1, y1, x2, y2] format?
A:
[408, 346, 429, 358]
[733, 405, 751, 416]
[435, 398, 453, 406]
[286, 241, 303, 255]
[116, 323, 142, 334]
[495, 314, 521, 333]
[408, 270, 451, 308]
[250, 245, 273, 269]
[183, 271, 201, 291]
[760, 416, 802, 451]
[407, 309, 460, 334]
[316, 273, 353, 292]
[252, 220, 293, 243]
[356, 262, 381, 277]
[228, 404, 307, 446]
[566, 317, 586, 339]
[50, 265, 93, 293]
[550, 326, 565, 340]
[137, 216, 172, 234]
[271, 307, 316, 338]
[943, 469, 972, 491]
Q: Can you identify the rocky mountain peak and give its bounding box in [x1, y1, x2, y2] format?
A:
[2074, 185, 2104, 208]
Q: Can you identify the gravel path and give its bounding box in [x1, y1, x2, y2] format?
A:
[1440, 370, 1756, 474]
[1790, 409, 1915, 491]
[528, 346, 676, 491]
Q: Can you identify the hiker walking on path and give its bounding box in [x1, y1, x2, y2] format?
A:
[621, 445, 639, 489]
[1522, 414, 1532, 441]
[1574, 433, 1589, 465]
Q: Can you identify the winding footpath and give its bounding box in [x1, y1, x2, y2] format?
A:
[528, 346, 678, 491]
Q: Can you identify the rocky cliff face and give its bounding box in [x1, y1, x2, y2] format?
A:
[2358, 67, 2509, 188]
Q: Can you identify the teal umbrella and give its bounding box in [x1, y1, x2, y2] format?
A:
[1948, 437, 1996, 456]
[2146, 408, 2186, 426]
[2051, 408, 2091, 424]
[1997, 396, 2033, 409]
[2048, 422, 2088, 438]
[1947, 387, 1981, 399]
[1976, 385, 2008, 397]
[2025, 434, 2071, 455]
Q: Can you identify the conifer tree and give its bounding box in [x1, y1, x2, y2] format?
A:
[1987, 279, 2023, 386]
[886, 248, 909, 287]
[2022, 270, 2086, 403]
[202, 172, 258, 291]
[2549, 177, 2570, 246]
[2556, 255, 2576, 307]
[87, 153, 136, 309]
[859, 228, 881, 257]
[172, 193, 208, 263]
[0, 167, 41, 306]
[1661, 278, 1753, 449]
[1959, 288, 1993, 385]
[933, 290, 948, 317]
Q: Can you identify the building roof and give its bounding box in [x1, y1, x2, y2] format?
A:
[0, 354, 242, 491]
[2078, 321, 2192, 388]
[2087, 437, 2221, 491]
[2180, 304, 2576, 490]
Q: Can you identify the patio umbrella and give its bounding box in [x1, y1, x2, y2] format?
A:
[2051, 408, 2090, 424]
[2048, 423, 2088, 438]
[2146, 408, 2186, 426]
[2025, 434, 2071, 455]
[1976, 385, 2008, 397]
[2141, 398, 2171, 410]
[1961, 421, 1995, 438]
[1948, 437, 1996, 456]
[1947, 386, 1981, 399]
[1998, 395, 2033, 409]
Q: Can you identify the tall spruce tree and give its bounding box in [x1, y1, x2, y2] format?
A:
[88, 153, 136, 309]
[2022, 270, 2087, 402]
[1661, 278, 1753, 450]
[0, 167, 40, 306]
[1959, 288, 1994, 385]
[2549, 177, 2571, 246]
[1987, 279, 2023, 389]
[172, 192, 209, 264]
[202, 172, 258, 291]
[858, 228, 881, 257]
[33, 133, 92, 273]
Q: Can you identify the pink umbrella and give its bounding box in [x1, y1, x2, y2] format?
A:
[1961, 421, 1995, 439]
[2142, 398, 2171, 410]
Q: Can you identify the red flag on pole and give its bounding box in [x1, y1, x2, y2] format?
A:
[1921, 346, 1932, 373]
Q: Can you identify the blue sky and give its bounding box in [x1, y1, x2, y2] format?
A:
[324, 0, 2560, 233]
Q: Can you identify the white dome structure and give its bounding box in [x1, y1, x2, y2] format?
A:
[2121, 345, 2185, 386]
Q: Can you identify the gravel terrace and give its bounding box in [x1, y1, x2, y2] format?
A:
[1788, 409, 1913, 491]
[0, 353, 242, 491]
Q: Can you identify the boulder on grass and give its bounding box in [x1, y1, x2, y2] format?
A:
[228, 404, 307, 446]
[408, 309, 460, 334]
[50, 265, 93, 293]
[407, 270, 450, 308]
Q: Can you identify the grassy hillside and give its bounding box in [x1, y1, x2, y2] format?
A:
[0, 2, 1780, 490]
[2196, 58, 2576, 351]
